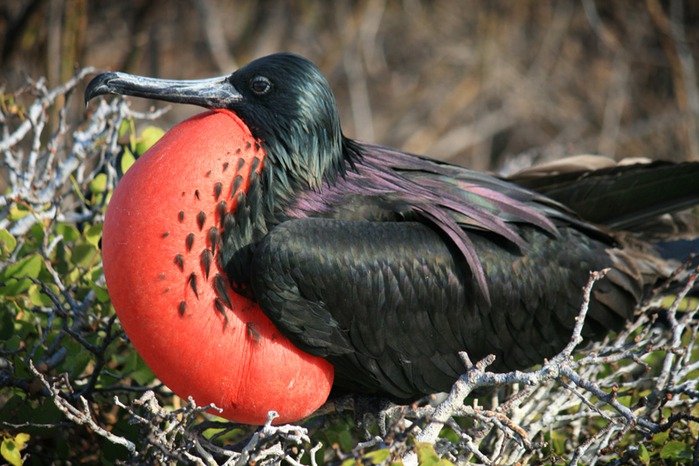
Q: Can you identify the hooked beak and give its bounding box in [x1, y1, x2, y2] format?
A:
[85, 72, 242, 108]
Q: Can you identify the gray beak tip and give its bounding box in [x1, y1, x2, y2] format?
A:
[85, 72, 118, 104]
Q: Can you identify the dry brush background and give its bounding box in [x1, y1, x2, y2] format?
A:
[1, 1, 699, 465]
[3, 0, 699, 169]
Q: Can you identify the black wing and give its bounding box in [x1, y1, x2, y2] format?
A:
[250, 216, 640, 400]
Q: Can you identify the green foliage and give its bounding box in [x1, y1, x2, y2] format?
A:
[415, 443, 454, 465]
[340, 449, 393, 466]
[638, 443, 651, 465]
[135, 126, 165, 156]
[120, 148, 137, 174]
[1, 433, 30, 466]
[111, 124, 164, 181]
[0, 229, 17, 259]
[659, 440, 693, 461]
[120, 123, 165, 172]
[0, 111, 171, 463]
[438, 426, 460, 444]
[0, 254, 42, 296]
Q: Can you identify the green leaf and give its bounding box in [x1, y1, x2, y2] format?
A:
[660, 440, 693, 460]
[2, 335, 22, 353]
[365, 449, 390, 464]
[14, 434, 29, 448]
[29, 222, 45, 243]
[71, 243, 98, 268]
[135, 126, 165, 155]
[0, 229, 17, 258]
[118, 118, 132, 138]
[1, 439, 20, 466]
[1, 433, 30, 466]
[337, 429, 354, 453]
[638, 443, 650, 465]
[439, 426, 459, 443]
[7, 204, 29, 222]
[416, 443, 454, 466]
[0, 396, 63, 426]
[89, 173, 108, 194]
[551, 429, 567, 454]
[69, 174, 88, 206]
[2, 254, 42, 279]
[56, 223, 80, 243]
[28, 283, 55, 307]
[89, 280, 111, 303]
[691, 405, 699, 438]
[89, 266, 105, 283]
[0, 254, 43, 296]
[124, 352, 156, 385]
[85, 224, 103, 247]
[67, 349, 93, 379]
[120, 147, 137, 174]
[652, 431, 669, 446]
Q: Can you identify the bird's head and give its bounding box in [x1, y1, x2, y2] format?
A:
[86, 53, 347, 200]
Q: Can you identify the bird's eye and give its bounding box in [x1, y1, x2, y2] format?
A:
[250, 76, 272, 96]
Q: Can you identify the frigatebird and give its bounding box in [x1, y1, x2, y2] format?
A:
[85, 53, 699, 424]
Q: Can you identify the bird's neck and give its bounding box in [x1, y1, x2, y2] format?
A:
[221, 134, 360, 295]
[259, 133, 360, 214]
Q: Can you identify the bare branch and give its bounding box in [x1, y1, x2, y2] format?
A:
[29, 361, 137, 455]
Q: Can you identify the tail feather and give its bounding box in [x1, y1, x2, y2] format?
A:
[508, 157, 699, 231]
[510, 156, 699, 295]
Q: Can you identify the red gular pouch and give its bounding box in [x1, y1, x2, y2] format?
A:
[102, 109, 334, 425]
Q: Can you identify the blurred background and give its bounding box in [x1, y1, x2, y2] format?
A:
[1, 0, 698, 172]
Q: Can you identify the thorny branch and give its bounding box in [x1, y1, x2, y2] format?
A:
[0, 68, 167, 237]
[28, 360, 137, 454]
[112, 391, 319, 465]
